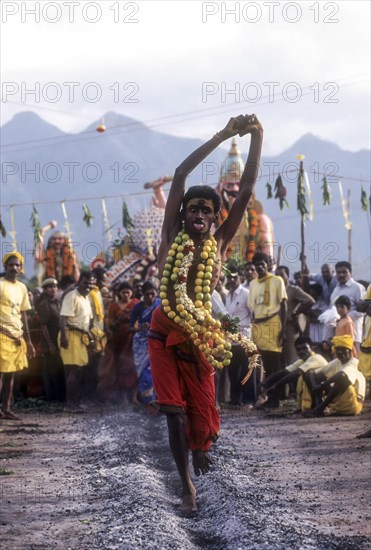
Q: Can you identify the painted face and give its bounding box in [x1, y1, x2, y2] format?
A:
[5, 257, 22, 280]
[336, 266, 351, 284]
[335, 346, 352, 364]
[295, 342, 312, 361]
[254, 260, 268, 279]
[184, 199, 216, 235]
[221, 181, 239, 207]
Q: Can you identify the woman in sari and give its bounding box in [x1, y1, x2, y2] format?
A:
[130, 281, 161, 404]
[98, 282, 139, 403]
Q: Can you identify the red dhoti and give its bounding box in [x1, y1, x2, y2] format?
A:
[148, 307, 220, 451]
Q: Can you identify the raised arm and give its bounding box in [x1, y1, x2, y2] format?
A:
[216, 114, 263, 252]
[160, 116, 246, 243]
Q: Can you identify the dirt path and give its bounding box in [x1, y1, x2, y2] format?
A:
[1, 404, 370, 549]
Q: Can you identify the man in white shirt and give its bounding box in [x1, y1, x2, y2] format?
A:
[329, 261, 366, 350]
[309, 263, 337, 305]
[225, 270, 253, 405]
[225, 271, 252, 337]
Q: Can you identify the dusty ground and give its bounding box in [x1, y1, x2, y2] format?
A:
[1, 401, 370, 550]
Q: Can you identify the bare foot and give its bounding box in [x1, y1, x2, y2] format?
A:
[179, 493, 197, 516]
[3, 410, 21, 420]
[356, 428, 371, 439]
[192, 450, 212, 477]
[255, 393, 268, 409]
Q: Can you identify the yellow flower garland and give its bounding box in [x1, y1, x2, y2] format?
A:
[159, 229, 259, 371]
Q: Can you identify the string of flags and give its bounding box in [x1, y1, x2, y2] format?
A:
[263, 157, 370, 231]
[1, 176, 370, 254]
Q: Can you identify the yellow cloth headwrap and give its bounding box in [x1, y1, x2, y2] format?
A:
[2, 252, 25, 272]
[332, 335, 354, 350]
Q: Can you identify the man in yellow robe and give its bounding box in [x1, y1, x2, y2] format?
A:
[303, 335, 365, 417]
[59, 271, 95, 406]
[248, 252, 287, 407]
[0, 253, 35, 419]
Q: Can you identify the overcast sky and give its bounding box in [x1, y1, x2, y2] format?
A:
[1, 0, 370, 155]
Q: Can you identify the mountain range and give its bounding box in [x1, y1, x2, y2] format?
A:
[1, 111, 370, 280]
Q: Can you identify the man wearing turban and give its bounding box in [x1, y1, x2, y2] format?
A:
[303, 334, 365, 417]
[0, 253, 35, 419]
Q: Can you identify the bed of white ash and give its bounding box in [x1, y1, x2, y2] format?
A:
[1, 402, 370, 549]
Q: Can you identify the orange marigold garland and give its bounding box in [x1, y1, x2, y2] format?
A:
[45, 240, 76, 278]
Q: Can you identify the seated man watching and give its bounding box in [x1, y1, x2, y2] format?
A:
[303, 335, 365, 417]
[256, 336, 327, 410]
